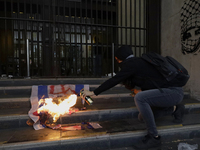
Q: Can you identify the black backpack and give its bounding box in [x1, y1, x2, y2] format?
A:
[141, 52, 190, 87]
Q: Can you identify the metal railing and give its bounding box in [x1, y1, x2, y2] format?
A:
[0, 0, 148, 78]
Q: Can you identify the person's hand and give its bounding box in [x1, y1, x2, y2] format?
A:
[133, 89, 141, 94]
[80, 89, 94, 99]
[130, 89, 141, 97]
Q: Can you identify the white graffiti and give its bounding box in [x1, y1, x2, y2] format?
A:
[180, 0, 200, 54]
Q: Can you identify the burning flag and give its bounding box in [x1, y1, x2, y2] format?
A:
[37, 94, 77, 122]
[28, 84, 89, 130]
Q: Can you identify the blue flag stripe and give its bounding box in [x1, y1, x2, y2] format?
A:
[75, 84, 84, 96]
[38, 85, 48, 101]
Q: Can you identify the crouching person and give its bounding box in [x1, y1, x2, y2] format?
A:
[80, 45, 185, 149]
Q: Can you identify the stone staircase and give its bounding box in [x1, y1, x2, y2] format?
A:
[0, 78, 200, 150]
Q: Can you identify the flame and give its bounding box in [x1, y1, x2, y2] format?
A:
[37, 94, 77, 122]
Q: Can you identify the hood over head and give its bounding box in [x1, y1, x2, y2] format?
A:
[115, 46, 133, 61]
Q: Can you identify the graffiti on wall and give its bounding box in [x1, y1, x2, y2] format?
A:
[180, 0, 200, 54]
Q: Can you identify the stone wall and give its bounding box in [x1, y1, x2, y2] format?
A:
[161, 0, 200, 100]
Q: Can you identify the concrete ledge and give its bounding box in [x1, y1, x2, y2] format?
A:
[0, 78, 110, 81]
[0, 84, 124, 90]
[1, 104, 200, 130]
[0, 98, 30, 102]
[1, 103, 199, 122]
[0, 93, 130, 103]
[0, 124, 200, 150]
[0, 107, 137, 130]
[0, 92, 192, 103]
[0, 78, 110, 87]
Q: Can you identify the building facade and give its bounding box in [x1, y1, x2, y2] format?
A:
[0, 0, 160, 78]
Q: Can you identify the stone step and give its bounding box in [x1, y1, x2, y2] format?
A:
[0, 78, 109, 87]
[0, 94, 135, 111]
[0, 113, 200, 150]
[0, 84, 130, 99]
[0, 78, 198, 149]
[0, 100, 200, 130]
[0, 93, 197, 114]
[0, 86, 197, 130]
[0, 90, 192, 109]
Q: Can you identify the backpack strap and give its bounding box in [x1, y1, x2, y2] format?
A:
[135, 76, 164, 93]
[149, 78, 164, 93]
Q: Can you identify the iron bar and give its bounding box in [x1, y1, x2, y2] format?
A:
[139, 0, 141, 55]
[112, 43, 114, 77]
[26, 39, 30, 77]
[134, 0, 136, 56]
[0, 0, 150, 77]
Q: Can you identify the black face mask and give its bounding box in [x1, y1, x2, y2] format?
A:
[115, 46, 133, 61]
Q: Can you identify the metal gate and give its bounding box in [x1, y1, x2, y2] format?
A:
[0, 0, 159, 78]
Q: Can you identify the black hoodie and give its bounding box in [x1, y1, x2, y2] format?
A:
[93, 46, 171, 96]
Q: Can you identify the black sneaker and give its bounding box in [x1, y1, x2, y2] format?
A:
[172, 104, 185, 123]
[133, 134, 161, 149]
